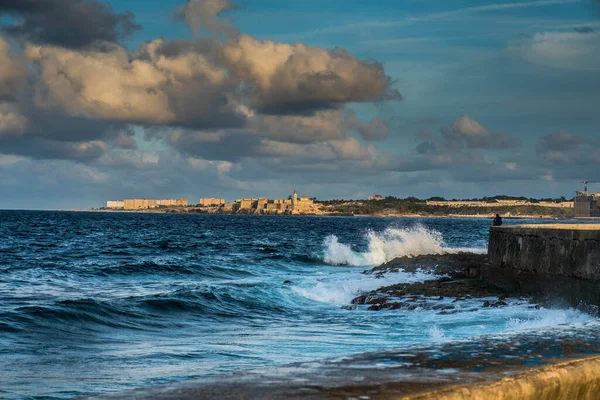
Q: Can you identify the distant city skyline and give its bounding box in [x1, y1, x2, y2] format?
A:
[0, 0, 599, 209]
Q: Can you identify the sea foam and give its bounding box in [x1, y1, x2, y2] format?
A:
[291, 269, 436, 305]
[323, 225, 449, 266]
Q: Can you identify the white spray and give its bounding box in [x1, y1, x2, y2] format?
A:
[323, 225, 446, 266]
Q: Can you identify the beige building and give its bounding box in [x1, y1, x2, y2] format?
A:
[124, 199, 150, 209]
[199, 198, 225, 206]
[368, 195, 384, 201]
[233, 191, 315, 214]
[157, 198, 189, 207]
[105, 200, 124, 209]
[112, 198, 190, 209]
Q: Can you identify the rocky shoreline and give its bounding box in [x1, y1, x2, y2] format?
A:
[346, 253, 547, 313]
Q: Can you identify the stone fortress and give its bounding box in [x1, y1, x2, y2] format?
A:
[223, 190, 317, 215]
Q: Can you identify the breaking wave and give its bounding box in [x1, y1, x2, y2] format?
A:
[292, 269, 436, 305]
[323, 225, 447, 266]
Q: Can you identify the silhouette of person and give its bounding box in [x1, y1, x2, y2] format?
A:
[492, 213, 503, 226]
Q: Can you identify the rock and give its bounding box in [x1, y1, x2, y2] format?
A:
[367, 252, 487, 279]
[351, 295, 368, 305]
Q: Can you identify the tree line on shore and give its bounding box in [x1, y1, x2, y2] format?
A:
[317, 196, 574, 218]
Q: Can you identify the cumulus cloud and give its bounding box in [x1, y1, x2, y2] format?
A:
[23, 34, 400, 128]
[0, 0, 404, 202]
[111, 128, 138, 150]
[0, 103, 27, 136]
[440, 115, 518, 149]
[347, 115, 390, 141]
[26, 39, 245, 128]
[249, 110, 349, 143]
[221, 35, 402, 114]
[390, 115, 524, 177]
[0, 0, 140, 49]
[175, 0, 239, 37]
[168, 125, 382, 165]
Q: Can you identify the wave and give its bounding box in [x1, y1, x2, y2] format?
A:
[323, 225, 447, 266]
[292, 269, 437, 305]
[504, 308, 592, 332]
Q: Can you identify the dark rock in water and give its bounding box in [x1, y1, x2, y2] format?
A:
[283, 280, 293, 285]
[349, 252, 548, 312]
[351, 295, 368, 305]
[367, 252, 487, 279]
[349, 277, 527, 312]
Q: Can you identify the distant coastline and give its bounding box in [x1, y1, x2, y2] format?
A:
[91, 195, 575, 219]
[84, 207, 570, 220]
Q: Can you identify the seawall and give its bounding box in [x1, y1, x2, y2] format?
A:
[484, 224, 600, 306]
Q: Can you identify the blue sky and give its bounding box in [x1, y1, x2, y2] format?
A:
[0, 0, 599, 208]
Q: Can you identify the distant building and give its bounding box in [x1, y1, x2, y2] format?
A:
[199, 198, 225, 206]
[124, 199, 150, 209]
[230, 190, 316, 214]
[107, 198, 190, 209]
[368, 194, 384, 201]
[106, 200, 124, 209]
[157, 198, 189, 207]
[575, 192, 600, 218]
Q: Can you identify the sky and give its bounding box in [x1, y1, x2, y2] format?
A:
[0, 0, 599, 209]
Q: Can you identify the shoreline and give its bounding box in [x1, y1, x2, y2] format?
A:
[77, 208, 571, 220]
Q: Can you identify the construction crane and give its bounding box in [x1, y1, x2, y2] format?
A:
[578, 180, 600, 193]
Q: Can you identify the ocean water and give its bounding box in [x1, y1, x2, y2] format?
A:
[0, 211, 594, 399]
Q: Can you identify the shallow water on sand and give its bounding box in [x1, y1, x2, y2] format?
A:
[0, 211, 593, 399]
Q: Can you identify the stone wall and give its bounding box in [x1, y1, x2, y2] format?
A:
[411, 356, 600, 400]
[484, 224, 600, 306]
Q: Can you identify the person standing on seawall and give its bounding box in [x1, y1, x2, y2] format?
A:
[492, 213, 503, 226]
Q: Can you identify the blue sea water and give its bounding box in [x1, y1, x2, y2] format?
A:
[0, 211, 594, 399]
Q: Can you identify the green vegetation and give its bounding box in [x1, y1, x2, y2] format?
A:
[317, 197, 574, 218]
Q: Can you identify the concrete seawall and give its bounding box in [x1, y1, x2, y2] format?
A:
[484, 224, 600, 306]
[411, 355, 600, 400]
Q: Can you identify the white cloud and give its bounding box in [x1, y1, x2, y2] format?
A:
[510, 31, 600, 71]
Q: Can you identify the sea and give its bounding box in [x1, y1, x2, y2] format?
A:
[0, 211, 595, 399]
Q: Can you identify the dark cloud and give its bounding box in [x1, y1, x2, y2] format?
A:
[538, 131, 585, 152]
[0, 39, 26, 101]
[0, 135, 106, 161]
[574, 26, 595, 34]
[111, 128, 138, 150]
[536, 131, 587, 164]
[440, 115, 518, 149]
[169, 130, 263, 161]
[350, 116, 390, 141]
[415, 141, 437, 155]
[0, 0, 141, 49]
[175, 0, 239, 37]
